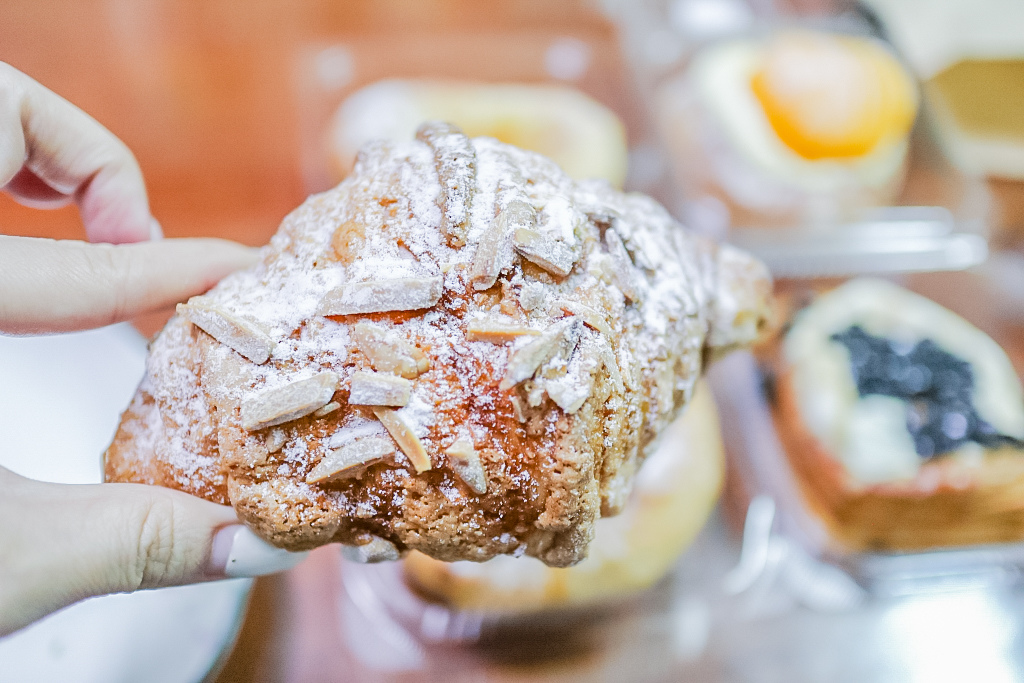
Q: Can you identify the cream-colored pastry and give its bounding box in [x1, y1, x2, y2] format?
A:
[328, 79, 628, 187]
[863, 0, 1024, 179]
[774, 278, 1024, 551]
[786, 279, 1024, 484]
[657, 30, 919, 228]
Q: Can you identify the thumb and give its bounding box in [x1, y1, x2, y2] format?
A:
[0, 467, 306, 636]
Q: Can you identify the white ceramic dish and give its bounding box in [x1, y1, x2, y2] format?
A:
[0, 324, 250, 683]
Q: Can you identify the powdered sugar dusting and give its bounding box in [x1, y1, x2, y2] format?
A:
[327, 418, 387, 448]
[110, 122, 770, 566]
[396, 391, 434, 438]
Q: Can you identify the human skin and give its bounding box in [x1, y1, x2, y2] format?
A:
[0, 62, 304, 636]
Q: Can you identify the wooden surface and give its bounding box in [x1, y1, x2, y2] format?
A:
[210, 549, 346, 683]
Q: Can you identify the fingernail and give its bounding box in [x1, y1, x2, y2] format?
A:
[209, 525, 309, 578]
[148, 217, 164, 241]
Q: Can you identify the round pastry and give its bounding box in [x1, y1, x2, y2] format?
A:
[104, 123, 770, 566]
[774, 278, 1024, 551]
[327, 79, 629, 188]
[656, 30, 919, 230]
[403, 380, 723, 612]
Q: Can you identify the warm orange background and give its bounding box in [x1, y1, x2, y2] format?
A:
[0, 0, 627, 335]
[0, 0, 621, 246]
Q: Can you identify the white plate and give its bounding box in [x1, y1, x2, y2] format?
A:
[0, 324, 250, 683]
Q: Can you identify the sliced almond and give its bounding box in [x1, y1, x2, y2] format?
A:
[445, 438, 488, 495]
[266, 428, 287, 454]
[499, 317, 582, 390]
[469, 199, 534, 291]
[537, 317, 584, 373]
[542, 382, 580, 413]
[513, 227, 576, 277]
[305, 436, 395, 484]
[349, 371, 411, 407]
[466, 319, 541, 343]
[314, 401, 341, 417]
[240, 371, 339, 431]
[372, 406, 431, 473]
[326, 421, 388, 449]
[467, 225, 506, 291]
[510, 394, 529, 423]
[178, 298, 275, 364]
[554, 300, 612, 335]
[543, 341, 601, 414]
[586, 253, 616, 288]
[417, 121, 475, 248]
[525, 379, 547, 408]
[597, 339, 625, 393]
[605, 229, 642, 303]
[340, 535, 401, 563]
[351, 322, 427, 378]
[518, 282, 547, 312]
[318, 276, 443, 316]
[499, 281, 521, 317]
[330, 219, 366, 265]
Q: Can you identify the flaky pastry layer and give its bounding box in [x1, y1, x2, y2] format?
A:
[105, 124, 770, 566]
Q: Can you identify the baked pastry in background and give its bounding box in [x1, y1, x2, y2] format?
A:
[327, 79, 628, 187]
[862, 0, 1024, 180]
[105, 123, 770, 567]
[403, 381, 723, 612]
[773, 278, 1024, 551]
[656, 30, 919, 230]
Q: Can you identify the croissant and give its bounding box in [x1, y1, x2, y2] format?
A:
[104, 123, 771, 567]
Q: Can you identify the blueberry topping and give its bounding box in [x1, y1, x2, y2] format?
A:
[830, 326, 1024, 458]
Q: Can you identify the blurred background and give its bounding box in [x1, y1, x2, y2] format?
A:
[0, 0, 630, 244]
[3, 1, 1024, 681]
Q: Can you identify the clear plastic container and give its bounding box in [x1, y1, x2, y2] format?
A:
[333, 553, 707, 679]
[606, 0, 995, 276]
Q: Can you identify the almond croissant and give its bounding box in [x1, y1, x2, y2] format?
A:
[104, 123, 771, 567]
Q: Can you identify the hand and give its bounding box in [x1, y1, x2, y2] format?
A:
[0, 63, 306, 636]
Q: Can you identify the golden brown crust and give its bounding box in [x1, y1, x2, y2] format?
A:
[105, 125, 770, 566]
[403, 381, 725, 612]
[106, 318, 228, 505]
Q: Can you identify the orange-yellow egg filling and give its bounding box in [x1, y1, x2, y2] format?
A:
[750, 31, 918, 160]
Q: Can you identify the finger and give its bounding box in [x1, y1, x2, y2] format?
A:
[0, 467, 307, 636]
[4, 166, 73, 208]
[0, 62, 151, 244]
[0, 71, 27, 188]
[0, 235, 260, 335]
